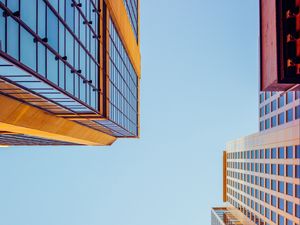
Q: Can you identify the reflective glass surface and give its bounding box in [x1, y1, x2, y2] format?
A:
[0, 0, 100, 112]
[108, 18, 138, 136]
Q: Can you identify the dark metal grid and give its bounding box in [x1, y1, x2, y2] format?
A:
[0, 53, 98, 113]
[108, 18, 138, 137]
[0, 77, 79, 114]
[0, 1, 100, 113]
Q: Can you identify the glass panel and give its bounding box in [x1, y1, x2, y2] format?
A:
[47, 7, 58, 51]
[20, 28, 36, 70]
[0, 8, 6, 51]
[66, 0, 74, 29]
[38, 1, 46, 37]
[7, 0, 19, 11]
[38, 43, 46, 77]
[47, 50, 58, 84]
[65, 67, 74, 95]
[7, 18, 19, 60]
[20, 0, 36, 32]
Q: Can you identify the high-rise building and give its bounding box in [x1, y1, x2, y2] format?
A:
[212, 90, 300, 225]
[0, 0, 141, 146]
[212, 1, 300, 223]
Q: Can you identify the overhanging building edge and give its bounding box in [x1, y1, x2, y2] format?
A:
[0, 94, 116, 146]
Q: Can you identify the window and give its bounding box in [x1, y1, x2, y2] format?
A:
[255, 176, 259, 185]
[265, 164, 270, 174]
[256, 163, 259, 172]
[286, 146, 293, 158]
[259, 191, 265, 201]
[251, 150, 255, 159]
[260, 93, 264, 103]
[271, 164, 277, 175]
[296, 204, 300, 218]
[278, 147, 284, 158]
[286, 165, 293, 177]
[7, 17, 19, 60]
[296, 145, 300, 158]
[265, 92, 271, 99]
[278, 181, 284, 193]
[271, 211, 276, 223]
[265, 103, 270, 115]
[278, 95, 284, 108]
[265, 208, 270, 219]
[296, 165, 300, 178]
[271, 180, 277, 191]
[278, 198, 284, 210]
[296, 184, 300, 198]
[286, 219, 293, 225]
[278, 215, 284, 225]
[271, 148, 277, 158]
[278, 164, 284, 176]
[271, 115, 277, 127]
[296, 105, 300, 120]
[20, 28, 36, 70]
[260, 163, 264, 173]
[296, 91, 300, 100]
[265, 149, 270, 158]
[265, 178, 270, 189]
[265, 119, 270, 129]
[286, 183, 293, 196]
[255, 150, 259, 159]
[286, 92, 293, 104]
[260, 121, 264, 131]
[278, 112, 285, 125]
[47, 8, 59, 52]
[265, 193, 270, 203]
[271, 100, 277, 112]
[260, 107, 264, 117]
[286, 201, 293, 215]
[271, 195, 277, 206]
[0, 8, 5, 51]
[286, 108, 293, 122]
[260, 149, 264, 159]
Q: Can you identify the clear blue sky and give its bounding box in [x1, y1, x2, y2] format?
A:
[0, 1, 259, 225]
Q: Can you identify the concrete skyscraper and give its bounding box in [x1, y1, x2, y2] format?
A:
[212, 1, 300, 224]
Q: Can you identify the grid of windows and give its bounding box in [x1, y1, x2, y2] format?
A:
[123, 0, 138, 42]
[226, 145, 300, 225]
[0, 0, 99, 112]
[108, 18, 138, 136]
[259, 91, 300, 131]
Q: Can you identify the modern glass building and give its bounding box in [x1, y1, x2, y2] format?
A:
[0, 0, 141, 146]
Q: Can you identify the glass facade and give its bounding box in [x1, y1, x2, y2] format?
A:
[105, 18, 138, 137]
[0, 0, 141, 140]
[0, 0, 100, 113]
[123, 0, 138, 42]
